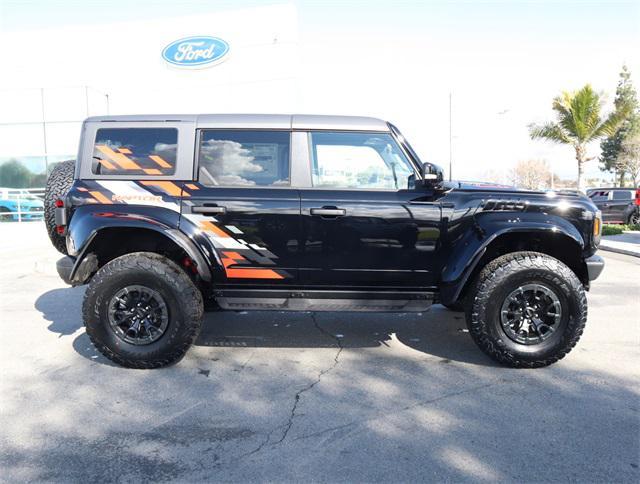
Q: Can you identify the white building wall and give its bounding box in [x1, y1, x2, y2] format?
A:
[0, 3, 299, 179]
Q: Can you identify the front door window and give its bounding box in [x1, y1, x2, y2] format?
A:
[309, 132, 415, 190]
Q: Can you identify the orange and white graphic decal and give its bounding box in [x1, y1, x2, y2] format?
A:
[182, 210, 289, 280]
[73, 180, 289, 280]
[73, 180, 182, 212]
[220, 251, 283, 280]
[93, 146, 175, 175]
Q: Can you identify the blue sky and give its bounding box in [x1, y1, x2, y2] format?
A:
[3, 0, 638, 39]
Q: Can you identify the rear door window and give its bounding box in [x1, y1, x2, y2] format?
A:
[92, 128, 178, 176]
[198, 130, 290, 187]
[612, 190, 632, 200]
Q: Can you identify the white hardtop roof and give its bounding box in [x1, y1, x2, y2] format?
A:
[84, 114, 390, 131]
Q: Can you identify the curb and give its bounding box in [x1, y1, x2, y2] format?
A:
[599, 243, 640, 258]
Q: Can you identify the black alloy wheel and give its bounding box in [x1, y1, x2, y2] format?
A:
[499, 283, 562, 345]
[107, 285, 169, 345]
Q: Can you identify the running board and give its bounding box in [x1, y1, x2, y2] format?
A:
[214, 289, 434, 312]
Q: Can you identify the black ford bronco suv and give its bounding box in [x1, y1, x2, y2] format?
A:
[45, 114, 605, 369]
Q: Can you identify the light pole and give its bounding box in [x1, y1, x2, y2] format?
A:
[449, 92, 452, 181]
[40, 88, 48, 174]
[496, 109, 511, 185]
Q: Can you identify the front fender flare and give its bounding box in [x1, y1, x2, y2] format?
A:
[440, 215, 585, 305]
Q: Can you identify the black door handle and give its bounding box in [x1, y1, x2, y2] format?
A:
[192, 205, 226, 215]
[310, 207, 346, 217]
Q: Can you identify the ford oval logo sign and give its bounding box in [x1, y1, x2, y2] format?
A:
[162, 36, 229, 68]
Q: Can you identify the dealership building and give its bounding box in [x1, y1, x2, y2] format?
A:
[0, 3, 300, 183]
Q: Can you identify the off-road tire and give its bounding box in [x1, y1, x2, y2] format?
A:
[83, 252, 204, 369]
[466, 251, 587, 368]
[44, 159, 75, 254]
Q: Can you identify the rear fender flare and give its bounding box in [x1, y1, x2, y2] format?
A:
[67, 205, 211, 282]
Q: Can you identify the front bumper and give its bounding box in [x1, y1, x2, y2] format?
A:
[585, 254, 605, 281]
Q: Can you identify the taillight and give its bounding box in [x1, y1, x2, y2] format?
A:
[635, 189, 640, 206]
[54, 198, 67, 235]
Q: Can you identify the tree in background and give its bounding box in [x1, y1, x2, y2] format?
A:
[599, 65, 639, 186]
[0, 160, 33, 188]
[509, 159, 552, 190]
[0, 159, 51, 188]
[529, 84, 630, 192]
[617, 123, 640, 187]
[480, 169, 508, 185]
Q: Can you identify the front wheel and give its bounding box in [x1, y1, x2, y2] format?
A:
[83, 252, 204, 369]
[466, 252, 587, 368]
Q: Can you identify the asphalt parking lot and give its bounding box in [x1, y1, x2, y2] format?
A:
[1, 222, 638, 483]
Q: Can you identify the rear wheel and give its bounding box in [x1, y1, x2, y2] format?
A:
[83, 252, 204, 369]
[466, 251, 587, 368]
[44, 159, 75, 254]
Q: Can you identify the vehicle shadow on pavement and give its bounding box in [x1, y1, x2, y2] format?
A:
[34, 286, 125, 367]
[22, 284, 640, 482]
[35, 287, 495, 367]
[34, 286, 86, 337]
[197, 306, 495, 366]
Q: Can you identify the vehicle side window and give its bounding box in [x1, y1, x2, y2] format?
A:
[589, 190, 609, 201]
[198, 130, 290, 187]
[309, 132, 414, 190]
[92, 128, 177, 176]
[612, 190, 632, 200]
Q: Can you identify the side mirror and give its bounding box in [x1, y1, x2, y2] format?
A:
[420, 162, 444, 186]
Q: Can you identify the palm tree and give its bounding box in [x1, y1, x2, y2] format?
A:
[529, 84, 630, 191]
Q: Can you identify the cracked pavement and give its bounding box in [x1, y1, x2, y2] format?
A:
[1, 223, 639, 482]
[275, 314, 344, 445]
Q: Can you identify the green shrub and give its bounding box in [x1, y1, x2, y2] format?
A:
[602, 225, 624, 236]
[602, 224, 640, 235]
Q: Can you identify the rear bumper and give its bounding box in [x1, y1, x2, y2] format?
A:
[56, 256, 75, 285]
[56, 253, 98, 286]
[585, 254, 605, 281]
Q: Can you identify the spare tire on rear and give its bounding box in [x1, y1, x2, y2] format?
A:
[44, 159, 75, 255]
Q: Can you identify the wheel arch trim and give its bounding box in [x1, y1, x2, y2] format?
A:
[440, 222, 585, 305]
[67, 209, 211, 283]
